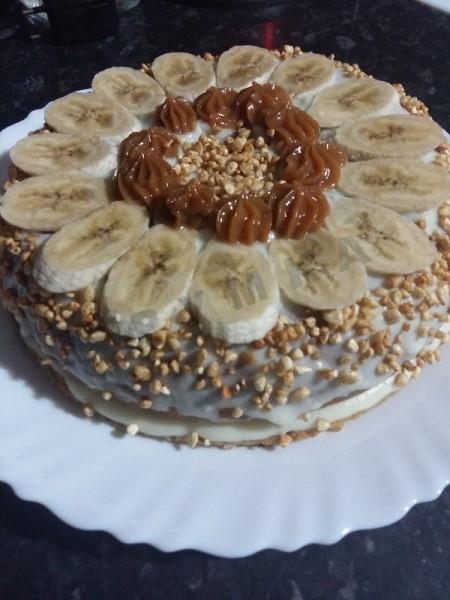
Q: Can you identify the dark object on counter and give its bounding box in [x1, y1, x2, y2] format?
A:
[171, 0, 292, 4]
[0, 1, 19, 41]
[20, 0, 118, 44]
[44, 0, 118, 43]
[116, 0, 141, 10]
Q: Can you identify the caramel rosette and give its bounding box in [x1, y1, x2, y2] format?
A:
[116, 154, 178, 208]
[194, 87, 239, 129]
[162, 180, 216, 229]
[265, 106, 320, 147]
[269, 182, 330, 239]
[216, 193, 272, 244]
[282, 141, 347, 190]
[119, 127, 179, 161]
[159, 97, 197, 134]
[236, 82, 291, 125]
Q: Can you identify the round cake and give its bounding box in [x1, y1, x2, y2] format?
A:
[1, 45, 449, 448]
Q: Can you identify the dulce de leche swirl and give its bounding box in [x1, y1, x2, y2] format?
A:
[116, 154, 178, 208]
[119, 127, 179, 161]
[216, 193, 272, 244]
[194, 87, 239, 129]
[164, 180, 216, 229]
[236, 82, 291, 125]
[266, 106, 320, 147]
[282, 141, 347, 190]
[159, 97, 197, 134]
[269, 182, 330, 239]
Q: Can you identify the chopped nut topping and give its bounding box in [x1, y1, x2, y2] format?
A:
[394, 372, 410, 387]
[134, 365, 152, 382]
[290, 386, 311, 402]
[317, 368, 338, 381]
[316, 418, 331, 432]
[231, 406, 243, 418]
[189, 431, 199, 448]
[82, 404, 95, 418]
[345, 338, 359, 353]
[139, 398, 153, 409]
[126, 423, 139, 436]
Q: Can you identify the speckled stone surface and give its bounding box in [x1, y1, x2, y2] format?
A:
[0, 1, 449, 598]
[0, 0, 449, 131]
[0, 481, 449, 599]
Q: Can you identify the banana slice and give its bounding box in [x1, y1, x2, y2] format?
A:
[189, 240, 279, 344]
[335, 114, 445, 159]
[326, 198, 438, 274]
[92, 67, 166, 117]
[269, 230, 367, 311]
[102, 225, 198, 337]
[9, 133, 116, 177]
[271, 53, 336, 97]
[33, 202, 148, 293]
[339, 159, 450, 213]
[44, 92, 140, 144]
[0, 172, 110, 232]
[216, 45, 277, 91]
[308, 79, 398, 128]
[151, 52, 215, 101]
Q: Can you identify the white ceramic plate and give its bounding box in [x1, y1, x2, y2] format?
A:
[0, 106, 449, 558]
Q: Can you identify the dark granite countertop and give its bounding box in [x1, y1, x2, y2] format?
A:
[0, 0, 449, 598]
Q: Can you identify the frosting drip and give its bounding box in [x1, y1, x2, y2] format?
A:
[266, 106, 320, 147]
[119, 127, 179, 161]
[236, 82, 291, 125]
[216, 193, 272, 244]
[269, 182, 330, 238]
[162, 180, 216, 229]
[159, 97, 197, 134]
[282, 141, 347, 190]
[116, 154, 178, 207]
[194, 87, 239, 129]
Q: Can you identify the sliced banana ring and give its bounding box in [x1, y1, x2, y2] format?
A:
[44, 91, 139, 144]
[0, 172, 110, 232]
[308, 79, 398, 128]
[216, 45, 277, 91]
[33, 202, 148, 293]
[335, 114, 445, 159]
[151, 52, 215, 101]
[9, 132, 115, 177]
[102, 225, 198, 338]
[269, 230, 367, 311]
[189, 240, 279, 344]
[326, 198, 438, 274]
[92, 67, 166, 117]
[271, 53, 336, 97]
[338, 159, 450, 213]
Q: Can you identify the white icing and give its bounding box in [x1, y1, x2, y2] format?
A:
[176, 124, 204, 145]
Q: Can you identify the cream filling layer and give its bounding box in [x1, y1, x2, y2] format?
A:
[63, 370, 394, 443]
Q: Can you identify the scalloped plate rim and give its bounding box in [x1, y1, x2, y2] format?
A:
[0, 103, 449, 558]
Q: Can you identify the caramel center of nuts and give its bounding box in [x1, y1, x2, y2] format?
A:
[115, 82, 347, 243]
